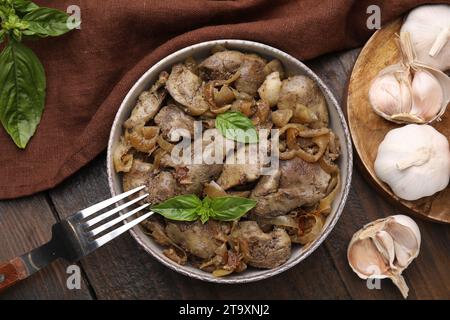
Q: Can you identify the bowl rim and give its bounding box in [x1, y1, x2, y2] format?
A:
[106, 39, 353, 283]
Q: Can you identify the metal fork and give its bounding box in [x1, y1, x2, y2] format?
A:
[0, 186, 152, 293]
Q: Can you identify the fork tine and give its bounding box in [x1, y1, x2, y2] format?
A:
[83, 193, 148, 227]
[88, 203, 150, 237]
[76, 186, 146, 219]
[93, 212, 153, 248]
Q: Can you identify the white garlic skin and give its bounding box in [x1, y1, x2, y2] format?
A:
[401, 4, 450, 71]
[410, 70, 444, 121]
[375, 124, 450, 201]
[372, 230, 396, 268]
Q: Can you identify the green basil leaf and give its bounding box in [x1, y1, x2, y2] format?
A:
[22, 7, 72, 37]
[215, 111, 259, 144]
[198, 197, 213, 224]
[11, 0, 39, 15]
[152, 194, 202, 222]
[209, 196, 257, 221]
[202, 196, 212, 208]
[0, 6, 8, 20]
[197, 206, 213, 224]
[0, 38, 46, 148]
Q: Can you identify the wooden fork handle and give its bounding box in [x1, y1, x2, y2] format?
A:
[0, 257, 29, 293]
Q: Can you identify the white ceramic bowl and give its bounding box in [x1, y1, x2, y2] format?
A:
[107, 40, 353, 283]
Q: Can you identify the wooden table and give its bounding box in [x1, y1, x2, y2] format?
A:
[1, 49, 449, 300]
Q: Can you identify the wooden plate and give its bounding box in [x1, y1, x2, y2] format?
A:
[347, 19, 450, 224]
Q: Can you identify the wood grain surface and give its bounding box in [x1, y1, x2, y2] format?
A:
[0, 195, 92, 299]
[347, 19, 450, 223]
[0, 48, 449, 300]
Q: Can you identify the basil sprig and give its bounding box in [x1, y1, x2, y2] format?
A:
[152, 194, 257, 224]
[0, 0, 79, 148]
[215, 111, 259, 144]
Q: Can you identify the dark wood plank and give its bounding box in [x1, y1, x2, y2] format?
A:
[49, 155, 350, 299]
[0, 194, 92, 300]
[309, 50, 450, 299]
[49, 156, 181, 299]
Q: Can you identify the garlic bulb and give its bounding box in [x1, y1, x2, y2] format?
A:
[401, 4, 450, 71]
[369, 32, 450, 124]
[348, 215, 421, 299]
[374, 124, 450, 201]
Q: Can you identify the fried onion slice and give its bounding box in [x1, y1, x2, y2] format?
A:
[280, 125, 330, 162]
[125, 126, 159, 154]
[203, 181, 228, 198]
[255, 213, 324, 245]
[156, 135, 175, 153]
[113, 137, 133, 172]
[204, 71, 241, 114]
[316, 173, 340, 215]
[272, 109, 293, 127]
[294, 214, 324, 245]
[152, 148, 166, 171]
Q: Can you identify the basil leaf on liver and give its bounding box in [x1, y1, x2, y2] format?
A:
[151, 194, 257, 223]
[0, 38, 45, 148]
[209, 196, 257, 221]
[215, 111, 259, 144]
[152, 194, 202, 222]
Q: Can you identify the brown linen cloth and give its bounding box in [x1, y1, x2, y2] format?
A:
[0, 0, 446, 199]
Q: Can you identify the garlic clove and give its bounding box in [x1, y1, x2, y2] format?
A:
[385, 216, 420, 268]
[369, 67, 412, 120]
[390, 215, 422, 248]
[369, 74, 400, 116]
[348, 215, 421, 299]
[410, 70, 443, 121]
[347, 238, 389, 279]
[393, 241, 413, 268]
[385, 219, 419, 253]
[419, 63, 450, 120]
[372, 230, 396, 269]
